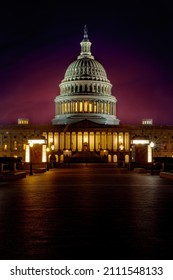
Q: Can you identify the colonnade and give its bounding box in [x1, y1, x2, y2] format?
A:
[55, 100, 115, 115]
[44, 131, 130, 153]
[60, 82, 111, 95]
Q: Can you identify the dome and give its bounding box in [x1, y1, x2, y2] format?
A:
[52, 26, 120, 126]
[63, 57, 109, 82]
[62, 25, 109, 83]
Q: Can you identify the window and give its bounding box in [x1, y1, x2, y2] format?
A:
[84, 101, 88, 112]
[3, 144, 7, 150]
[89, 132, 94, 151]
[77, 132, 82, 151]
[163, 142, 167, 150]
[89, 102, 93, 112]
[142, 119, 153, 125]
[79, 101, 83, 112]
[94, 101, 97, 113]
[13, 141, 17, 150]
[71, 132, 76, 151]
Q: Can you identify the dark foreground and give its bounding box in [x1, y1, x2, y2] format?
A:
[0, 166, 173, 260]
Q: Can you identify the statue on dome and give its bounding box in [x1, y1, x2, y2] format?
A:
[84, 24, 88, 39]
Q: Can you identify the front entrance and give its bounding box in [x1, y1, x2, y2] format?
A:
[83, 142, 88, 151]
[133, 144, 148, 164]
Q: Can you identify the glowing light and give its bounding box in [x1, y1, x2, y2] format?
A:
[150, 141, 155, 148]
[148, 145, 152, 162]
[132, 139, 149, 144]
[51, 145, 55, 150]
[142, 119, 153, 125]
[25, 145, 30, 162]
[18, 118, 29, 125]
[42, 145, 47, 162]
[119, 144, 124, 150]
[28, 139, 46, 144]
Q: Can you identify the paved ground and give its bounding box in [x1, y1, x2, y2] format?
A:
[0, 166, 173, 260]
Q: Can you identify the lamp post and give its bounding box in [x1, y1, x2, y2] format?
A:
[63, 149, 72, 166]
[150, 141, 155, 175]
[129, 147, 133, 170]
[119, 144, 124, 167]
[46, 147, 50, 171]
[29, 142, 33, 175]
[28, 137, 47, 174]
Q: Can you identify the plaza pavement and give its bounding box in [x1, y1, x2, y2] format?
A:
[0, 165, 173, 260]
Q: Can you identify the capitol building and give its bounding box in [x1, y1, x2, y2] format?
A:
[0, 27, 173, 170]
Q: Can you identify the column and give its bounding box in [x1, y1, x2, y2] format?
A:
[94, 132, 96, 151]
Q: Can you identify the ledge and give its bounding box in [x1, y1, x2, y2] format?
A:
[133, 168, 147, 173]
[160, 172, 173, 180]
[34, 168, 46, 173]
[1, 171, 26, 181]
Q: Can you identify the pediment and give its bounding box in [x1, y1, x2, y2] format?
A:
[64, 119, 107, 130]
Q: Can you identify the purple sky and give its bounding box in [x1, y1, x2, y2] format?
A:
[1, 1, 173, 125]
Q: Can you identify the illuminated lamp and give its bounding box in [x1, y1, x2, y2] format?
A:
[46, 147, 50, 171]
[119, 144, 124, 150]
[28, 139, 46, 145]
[149, 141, 155, 175]
[84, 137, 88, 143]
[132, 139, 149, 144]
[51, 145, 55, 151]
[150, 141, 155, 148]
[29, 142, 33, 175]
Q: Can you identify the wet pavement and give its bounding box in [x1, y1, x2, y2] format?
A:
[0, 166, 173, 260]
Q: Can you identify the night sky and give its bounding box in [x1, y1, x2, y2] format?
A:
[1, 1, 173, 125]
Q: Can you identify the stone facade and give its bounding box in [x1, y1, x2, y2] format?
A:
[1, 27, 173, 167]
[0, 121, 173, 166]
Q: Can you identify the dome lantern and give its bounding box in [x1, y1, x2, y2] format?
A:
[78, 25, 94, 59]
